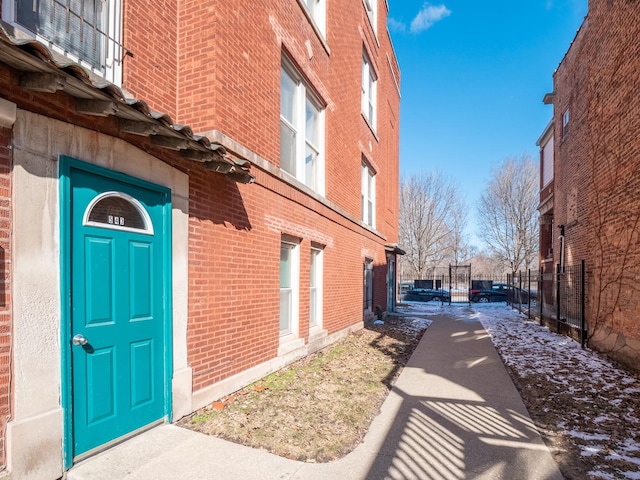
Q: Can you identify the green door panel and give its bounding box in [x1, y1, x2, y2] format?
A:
[65, 162, 170, 458]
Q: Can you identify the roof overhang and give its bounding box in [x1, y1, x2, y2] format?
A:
[543, 92, 556, 105]
[538, 193, 554, 216]
[385, 243, 406, 255]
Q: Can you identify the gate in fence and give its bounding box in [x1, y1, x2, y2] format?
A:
[449, 264, 471, 302]
[538, 261, 587, 347]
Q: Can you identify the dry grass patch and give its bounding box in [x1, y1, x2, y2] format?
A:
[178, 316, 430, 462]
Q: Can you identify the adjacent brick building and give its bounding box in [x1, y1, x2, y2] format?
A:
[539, 0, 640, 371]
[0, 0, 401, 477]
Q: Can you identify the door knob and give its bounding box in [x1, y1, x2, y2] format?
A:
[72, 334, 88, 346]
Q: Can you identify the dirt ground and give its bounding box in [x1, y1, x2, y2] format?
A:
[179, 316, 426, 462]
[178, 314, 630, 479]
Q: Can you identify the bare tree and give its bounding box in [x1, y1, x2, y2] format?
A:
[477, 155, 539, 273]
[399, 172, 466, 279]
[446, 194, 472, 265]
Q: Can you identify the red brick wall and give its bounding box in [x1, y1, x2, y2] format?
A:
[552, 21, 590, 268]
[162, 1, 401, 389]
[553, 0, 640, 370]
[122, 0, 178, 118]
[0, 127, 12, 469]
[168, 0, 400, 232]
[586, 0, 640, 360]
[186, 160, 391, 389]
[121, 0, 400, 240]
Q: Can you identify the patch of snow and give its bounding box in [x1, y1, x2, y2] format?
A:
[582, 445, 604, 457]
[564, 430, 610, 441]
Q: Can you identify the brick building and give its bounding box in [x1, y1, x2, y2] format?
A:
[0, 0, 401, 477]
[539, 0, 640, 371]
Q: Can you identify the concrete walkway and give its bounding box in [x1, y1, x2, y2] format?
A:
[68, 310, 564, 480]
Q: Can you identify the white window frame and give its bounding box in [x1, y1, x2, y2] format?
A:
[2, 0, 124, 85]
[363, 0, 377, 34]
[309, 246, 323, 329]
[361, 52, 377, 130]
[280, 239, 300, 338]
[361, 161, 376, 228]
[302, 0, 326, 38]
[280, 58, 326, 195]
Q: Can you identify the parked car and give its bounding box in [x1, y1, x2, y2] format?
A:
[504, 284, 537, 304]
[403, 288, 451, 302]
[399, 282, 414, 296]
[469, 283, 535, 303]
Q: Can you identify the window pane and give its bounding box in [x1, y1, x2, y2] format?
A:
[309, 287, 317, 327]
[280, 289, 292, 334]
[364, 260, 373, 311]
[305, 99, 319, 146]
[310, 249, 320, 328]
[18, 0, 105, 69]
[310, 250, 317, 287]
[367, 73, 374, 121]
[88, 195, 147, 230]
[280, 245, 291, 288]
[305, 144, 317, 189]
[305, 0, 316, 14]
[362, 60, 369, 116]
[281, 68, 296, 123]
[280, 121, 297, 175]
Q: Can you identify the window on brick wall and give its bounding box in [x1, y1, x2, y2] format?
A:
[361, 52, 377, 129]
[361, 160, 376, 228]
[280, 58, 325, 195]
[309, 246, 323, 329]
[562, 108, 570, 139]
[280, 239, 300, 337]
[302, 0, 326, 38]
[542, 135, 554, 187]
[363, 0, 377, 34]
[4, 0, 124, 85]
[364, 258, 374, 313]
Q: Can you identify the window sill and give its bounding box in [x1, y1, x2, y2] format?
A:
[308, 326, 327, 344]
[277, 334, 305, 357]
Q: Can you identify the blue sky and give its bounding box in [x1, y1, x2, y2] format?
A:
[387, 1, 587, 246]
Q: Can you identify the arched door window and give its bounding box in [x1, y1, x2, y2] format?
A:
[82, 191, 154, 235]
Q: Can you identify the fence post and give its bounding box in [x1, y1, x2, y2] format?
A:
[581, 260, 586, 349]
[556, 263, 561, 333]
[527, 269, 531, 319]
[539, 267, 543, 323]
[519, 271, 524, 315]
[444, 274, 449, 305]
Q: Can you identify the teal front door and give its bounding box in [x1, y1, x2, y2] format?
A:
[64, 159, 171, 459]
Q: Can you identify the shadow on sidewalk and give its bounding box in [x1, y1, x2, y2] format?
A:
[364, 315, 563, 480]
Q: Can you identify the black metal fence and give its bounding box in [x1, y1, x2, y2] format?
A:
[400, 262, 587, 347]
[506, 270, 536, 318]
[537, 261, 587, 347]
[403, 266, 538, 306]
